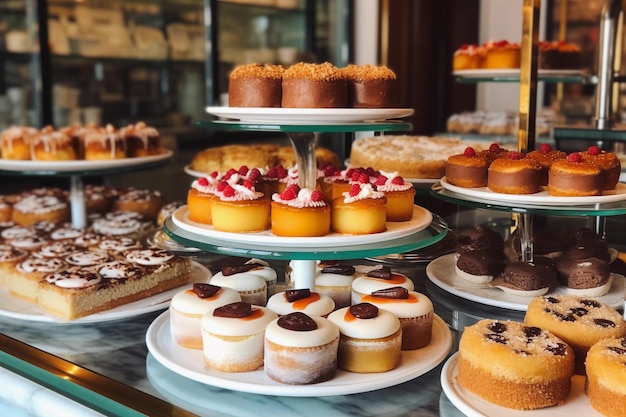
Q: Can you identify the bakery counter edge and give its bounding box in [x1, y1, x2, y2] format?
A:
[0, 260, 473, 417]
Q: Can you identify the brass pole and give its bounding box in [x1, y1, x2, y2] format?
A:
[556, 0, 568, 108]
[518, 0, 541, 153]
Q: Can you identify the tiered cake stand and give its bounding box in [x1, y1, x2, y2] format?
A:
[0, 152, 173, 228]
[163, 107, 450, 290]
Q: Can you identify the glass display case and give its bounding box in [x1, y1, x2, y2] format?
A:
[0, 0, 352, 137]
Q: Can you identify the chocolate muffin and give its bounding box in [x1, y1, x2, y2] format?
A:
[455, 249, 506, 284]
[455, 225, 504, 256]
[501, 260, 558, 291]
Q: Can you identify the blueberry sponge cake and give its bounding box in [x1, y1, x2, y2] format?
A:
[524, 295, 626, 375]
[457, 319, 574, 410]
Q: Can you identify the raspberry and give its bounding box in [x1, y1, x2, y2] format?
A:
[310, 190, 324, 201]
[375, 175, 388, 185]
[238, 165, 249, 175]
[508, 152, 524, 160]
[222, 184, 235, 197]
[345, 168, 356, 178]
[279, 185, 298, 200]
[247, 168, 261, 182]
[365, 167, 377, 176]
[463, 147, 476, 157]
[198, 177, 209, 186]
[488, 143, 501, 153]
[349, 183, 361, 197]
[209, 171, 219, 178]
[242, 179, 254, 190]
[539, 143, 552, 153]
[391, 176, 404, 185]
[350, 170, 361, 182]
[216, 181, 228, 192]
[587, 145, 601, 156]
[224, 168, 237, 180]
[358, 173, 370, 184]
[494, 40, 509, 47]
[568, 152, 583, 163]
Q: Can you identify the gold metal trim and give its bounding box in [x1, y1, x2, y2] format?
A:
[380, 0, 389, 66]
[0, 333, 198, 417]
[517, 0, 541, 153]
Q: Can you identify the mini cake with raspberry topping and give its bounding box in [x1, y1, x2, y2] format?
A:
[452, 44, 485, 70]
[271, 184, 330, 237]
[282, 62, 347, 108]
[172, 284, 240, 348]
[525, 295, 626, 375]
[482, 40, 521, 69]
[478, 142, 510, 164]
[342, 64, 397, 108]
[445, 146, 489, 188]
[548, 152, 603, 196]
[457, 319, 574, 410]
[488, 151, 542, 194]
[266, 288, 335, 317]
[331, 182, 387, 235]
[201, 302, 277, 372]
[228, 63, 285, 107]
[374, 171, 415, 221]
[362, 286, 434, 350]
[585, 337, 626, 417]
[264, 312, 339, 385]
[211, 178, 270, 233]
[187, 173, 221, 225]
[327, 302, 402, 373]
[580, 145, 621, 190]
[526, 143, 567, 185]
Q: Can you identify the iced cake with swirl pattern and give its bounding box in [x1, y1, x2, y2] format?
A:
[35, 248, 192, 320]
[524, 294, 626, 375]
[457, 319, 574, 410]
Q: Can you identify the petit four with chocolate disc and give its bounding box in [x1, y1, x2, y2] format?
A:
[351, 266, 414, 305]
[327, 303, 402, 373]
[266, 288, 335, 318]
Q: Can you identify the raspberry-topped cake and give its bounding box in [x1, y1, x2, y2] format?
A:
[331, 182, 387, 235]
[580, 145, 621, 190]
[187, 172, 221, 225]
[526, 143, 567, 185]
[488, 151, 542, 194]
[271, 184, 330, 237]
[211, 178, 270, 233]
[374, 171, 415, 221]
[445, 146, 489, 188]
[457, 319, 574, 410]
[548, 152, 603, 196]
[452, 44, 484, 70]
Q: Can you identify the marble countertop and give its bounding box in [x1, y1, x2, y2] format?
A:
[0, 260, 525, 417]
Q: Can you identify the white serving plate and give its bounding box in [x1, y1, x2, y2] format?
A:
[0, 262, 209, 324]
[0, 150, 173, 173]
[205, 106, 414, 123]
[171, 205, 433, 248]
[146, 311, 452, 396]
[440, 353, 602, 417]
[426, 253, 625, 311]
[438, 177, 626, 206]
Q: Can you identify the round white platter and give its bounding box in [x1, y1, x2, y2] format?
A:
[171, 205, 433, 248]
[426, 253, 625, 311]
[0, 262, 209, 324]
[440, 353, 602, 417]
[438, 177, 626, 206]
[0, 150, 173, 173]
[205, 106, 414, 123]
[146, 311, 452, 397]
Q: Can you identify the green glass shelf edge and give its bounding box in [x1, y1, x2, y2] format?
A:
[430, 188, 626, 216]
[162, 215, 448, 261]
[454, 74, 597, 84]
[553, 126, 626, 142]
[194, 119, 412, 133]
